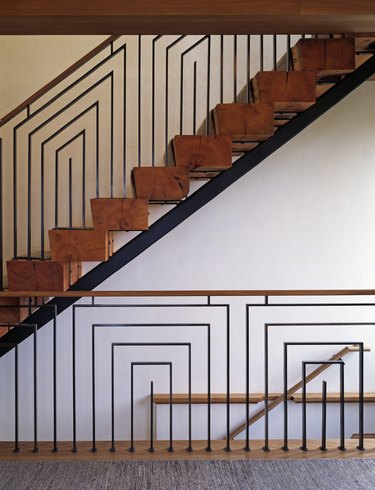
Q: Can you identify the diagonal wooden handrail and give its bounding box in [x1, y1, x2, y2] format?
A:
[0, 34, 121, 127]
[230, 344, 370, 439]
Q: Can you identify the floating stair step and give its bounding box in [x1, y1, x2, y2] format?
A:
[49, 229, 114, 262]
[153, 393, 282, 404]
[90, 198, 149, 231]
[0, 296, 46, 329]
[7, 259, 81, 291]
[213, 103, 274, 151]
[252, 71, 316, 112]
[292, 38, 355, 80]
[316, 83, 335, 98]
[132, 167, 190, 201]
[292, 392, 375, 403]
[173, 135, 232, 171]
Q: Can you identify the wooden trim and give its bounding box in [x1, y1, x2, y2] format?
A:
[1, 288, 375, 298]
[293, 392, 375, 403]
[0, 440, 373, 461]
[0, 35, 120, 126]
[153, 393, 282, 404]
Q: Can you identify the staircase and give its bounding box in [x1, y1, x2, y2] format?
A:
[0, 35, 375, 352]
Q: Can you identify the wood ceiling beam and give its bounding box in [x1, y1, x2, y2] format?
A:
[0, 1, 374, 34]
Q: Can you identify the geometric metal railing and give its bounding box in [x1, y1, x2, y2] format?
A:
[0, 289, 373, 456]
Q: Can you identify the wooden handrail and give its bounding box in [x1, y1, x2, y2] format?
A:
[0, 35, 121, 127]
[1, 289, 375, 298]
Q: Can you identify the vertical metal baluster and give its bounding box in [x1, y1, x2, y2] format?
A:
[110, 344, 116, 452]
[233, 35, 237, 103]
[245, 306, 250, 451]
[52, 307, 58, 452]
[27, 135, 32, 258]
[55, 151, 59, 229]
[165, 45, 169, 165]
[247, 35, 251, 102]
[152, 38, 158, 165]
[129, 362, 135, 452]
[193, 61, 197, 135]
[206, 326, 212, 452]
[320, 380, 327, 451]
[206, 36, 211, 135]
[138, 35, 142, 168]
[260, 35, 264, 71]
[187, 344, 192, 452]
[91, 326, 96, 452]
[301, 362, 307, 451]
[282, 343, 289, 451]
[338, 361, 346, 451]
[168, 363, 173, 452]
[0, 138, 3, 289]
[287, 35, 292, 70]
[180, 48, 184, 136]
[13, 129, 18, 258]
[14, 344, 19, 453]
[273, 35, 277, 71]
[110, 73, 114, 197]
[225, 305, 231, 451]
[358, 343, 364, 450]
[263, 324, 270, 451]
[148, 381, 154, 452]
[220, 35, 224, 104]
[72, 308, 77, 452]
[32, 326, 38, 452]
[40, 149, 45, 259]
[123, 46, 127, 194]
[96, 105, 100, 197]
[82, 132, 86, 228]
[69, 158, 73, 229]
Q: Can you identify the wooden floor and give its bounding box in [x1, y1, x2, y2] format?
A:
[1, 440, 375, 462]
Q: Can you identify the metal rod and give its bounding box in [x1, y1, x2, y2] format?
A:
[82, 131, 86, 228]
[91, 324, 96, 452]
[71, 307, 77, 452]
[55, 151, 59, 229]
[263, 324, 270, 451]
[225, 305, 231, 451]
[96, 97, 100, 197]
[68, 157, 73, 229]
[287, 35, 292, 70]
[358, 342, 365, 450]
[40, 147, 45, 259]
[52, 307, 58, 452]
[234, 35, 238, 102]
[206, 36, 211, 135]
[130, 363, 135, 452]
[193, 61, 197, 135]
[220, 35, 224, 104]
[260, 35, 264, 71]
[273, 35, 277, 71]
[151, 37, 162, 165]
[33, 325, 38, 452]
[149, 381, 154, 452]
[245, 305, 250, 451]
[339, 362, 346, 451]
[206, 324, 212, 452]
[301, 362, 307, 451]
[138, 35, 142, 168]
[320, 380, 327, 451]
[110, 343, 115, 452]
[13, 129, 17, 258]
[110, 72, 114, 196]
[169, 362, 173, 452]
[123, 46, 127, 194]
[282, 342, 288, 451]
[0, 138, 3, 289]
[247, 35, 251, 102]
[14, 344, 19, 453]
[27, 134, 32, 258]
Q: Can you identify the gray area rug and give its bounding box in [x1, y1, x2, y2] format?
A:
[0, 459, 374, 490]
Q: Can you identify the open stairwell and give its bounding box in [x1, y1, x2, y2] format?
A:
[0, 35, 375, 351]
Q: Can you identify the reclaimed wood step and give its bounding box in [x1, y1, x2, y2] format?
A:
[292, 38, 355, 80]
[293, 392, 375, 403]
[173, 135, 232, 171]
[90, 198, 149, 231]
[252, 71, 316, 112]
[213, 103, 274, 151]
[49, 229, 114, 262]
[6, 259, 81, 291]
[153, 393, 282, 404]
[132, 167, 190, 201]
[0, 296, 47, 331]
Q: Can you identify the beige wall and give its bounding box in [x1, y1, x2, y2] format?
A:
[0, 36, 106, 117]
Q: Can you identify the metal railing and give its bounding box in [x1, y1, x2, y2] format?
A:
[0, 33, 322, 289]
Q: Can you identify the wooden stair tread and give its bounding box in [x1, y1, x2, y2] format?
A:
[173, 135, 232, 171]
[252, 71, 316, 112]
[293, 392, 375, 403]
[49, 229, 114, 262]
[133, 167, 190, 201]
[90, 198, 149, 231]
[153, 393, 282, 404]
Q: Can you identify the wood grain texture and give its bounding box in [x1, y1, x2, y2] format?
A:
[49, 229, 113, 262]
[90, 198, 149, 231]
[132, 167, 190, 201]
[173, 135, 232, 171]
[300, 0, 375, 15]
[0, 297, 47, 324]
[292, 38, 355, 79]
[153, 393, 281, 404]
[7, 260, 81, 291]
[213, 103, 275, 149]
[293, 392, 375, 403]
[252, 71, 316, 112]
[0, 440, 373, 462]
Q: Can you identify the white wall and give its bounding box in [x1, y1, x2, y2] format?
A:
[1, 36, 375, 445]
